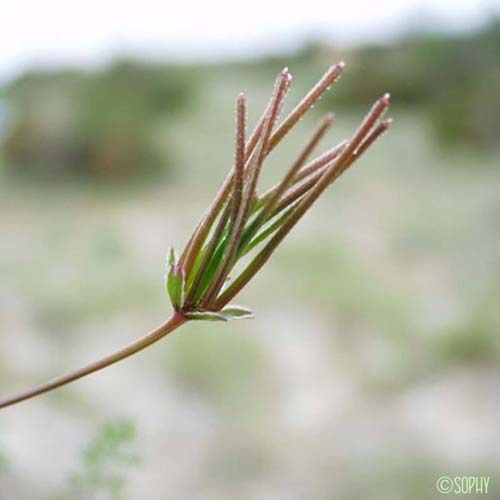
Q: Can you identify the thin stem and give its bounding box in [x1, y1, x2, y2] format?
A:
[241, 114, 334, 249]
[256, 140, 347, 211]
[241, 201, 300, 257]
[267, 62, 344, 154]
[195, 95, 247, 307]
[352, 118, 392, 159]
[294, 140, 348, 183]
[244, 68, 291, 187]
[184, 201, 231, 307]
[266, 117, 391, 221]
[0, 313, 187, 410]
[183, 94, 249, 305]
[289, 113, 335, 175]
[214, 94, 390, 309]
[178, 96, 269, 277]
[178, 69, 290, 277]
[268, 166, 326, 219]
[179, 63, 344, 276]
[232, 94, 247, 227]
[201, 72, 290, 307]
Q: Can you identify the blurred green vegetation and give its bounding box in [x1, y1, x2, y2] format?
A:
[0, 446, 8, 472]
[312, 19, 500, 151]
[52, 420, 139, 500]
[2, 60, 197, 180]
[0, 204, 161, 337]
[1, 20, 499, 184]
[231, 19, 500, 151]
[435, 285, 500, 363]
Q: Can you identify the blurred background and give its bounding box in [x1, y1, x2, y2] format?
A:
[1, 1, 500, 498]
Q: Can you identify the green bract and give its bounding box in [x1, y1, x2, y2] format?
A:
[166, 247, 185, 311]
[184, 305, 254, 322]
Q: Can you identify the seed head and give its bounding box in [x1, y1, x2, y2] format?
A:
[167, 64, 392, 321]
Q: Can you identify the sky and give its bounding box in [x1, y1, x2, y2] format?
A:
[2, 0, 500, 82]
